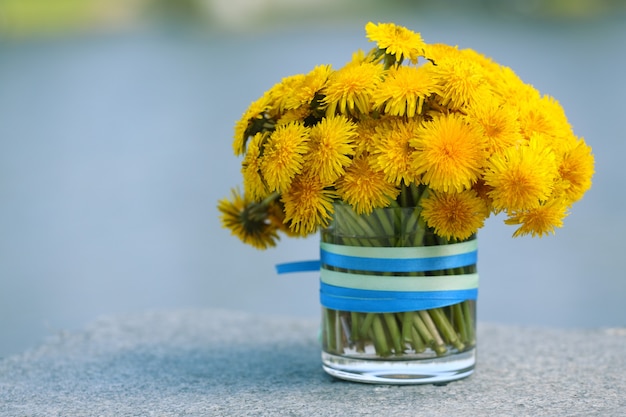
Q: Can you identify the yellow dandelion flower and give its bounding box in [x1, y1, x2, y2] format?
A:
[459, 48, 512, 98]
[465, 98, 523, 156]
[322, 60, 383, 116]
[336, 155, 400, 215]
[556, 136, 595, 203]
[370, 118, 421, 185]
[518, 95, 573, 141]
[305, 115, 357, 184]
[284, 64, 332, 111]
[349, 49, 369, 65]
[365, 21, 426, 64]
[260, 122, 310, 192]
[422, 43, 460, 65]
[421, 189, 488, 240]
[233, 94, 272, 156]
[431, 56, 489, 109]
[505, 198, 569, 238]
[242, 132, 269, 201]
[498, 70, 540, 107]
[460, 48, 501, 76]
[353, 117, 381, 156]
[484, 134, 558, 212]
[410, 113, 487, 193]
[276, 106, 311, 125]
[373, 64, 441, 117]
[266, 73, 307, 114]
[281, 172, 337, 235]
[218, 189, 279, 249]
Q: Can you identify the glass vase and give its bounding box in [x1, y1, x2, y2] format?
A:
[320, 202, 477, 384]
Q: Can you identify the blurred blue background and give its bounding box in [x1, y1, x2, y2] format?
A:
[1, 0, 625, 358]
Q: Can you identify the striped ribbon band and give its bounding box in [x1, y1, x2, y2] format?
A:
[320, 240, 477, 273]
[276, 239, 478, 313]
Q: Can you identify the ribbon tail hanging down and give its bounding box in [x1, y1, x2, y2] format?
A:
[276, 260, 320, 274]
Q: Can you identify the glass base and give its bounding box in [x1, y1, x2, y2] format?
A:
[321, 347, 476, 385]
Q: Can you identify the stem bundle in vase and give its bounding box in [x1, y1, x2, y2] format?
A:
[321, 185, 476, 359]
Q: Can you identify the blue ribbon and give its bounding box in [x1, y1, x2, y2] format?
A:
[320, 282, 478, 313]
[275, 260, 320, 274]
[320, 248, 477, 273]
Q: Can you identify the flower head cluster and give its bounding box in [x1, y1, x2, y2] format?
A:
[219, 22, 594, 247]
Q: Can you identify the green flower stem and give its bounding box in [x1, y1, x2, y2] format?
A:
[359, 312, 376, 337]
[462, 301, 476, 345]
[400, 185, 410, 208]
[410, 326, 426, 353]
[401, 312, 413, 344]
[430, 308, 465, 351]
[354, 312, 366, 352]
[351, 214, 383, 243]
[402, 207, 420, 236]
[334, 205, 364, 243]
[371, 315, 391, 356]
[411, 327, 426, 353]
[452, 302, 469, 343]
[383, 313, 404, 354]
[374, 209, 396, 246]
[403, 312, 425, 353]
[334, 208, 366, 246]
[411, 312, 435, 347]
[324, 308, 337, 354]
[419, 310, 447, 355]
[412, 215, 429, 247]
[350, 311, 360, 342]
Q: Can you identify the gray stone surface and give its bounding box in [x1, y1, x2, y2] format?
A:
[1, 309, 625, 417]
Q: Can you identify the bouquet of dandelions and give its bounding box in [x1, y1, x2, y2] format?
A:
[218, 22, 594, 359]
